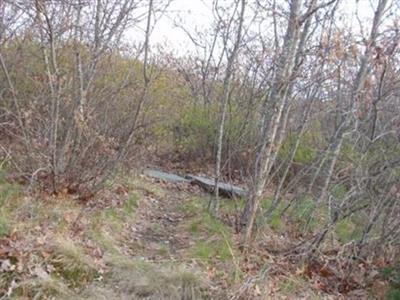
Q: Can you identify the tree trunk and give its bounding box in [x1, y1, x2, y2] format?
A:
[211, 0, 246, 215]
[241, 0, 303, 244]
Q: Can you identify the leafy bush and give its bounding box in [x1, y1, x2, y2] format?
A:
[331, 184, 348, 199]
[278, 130, 320, 166]
[382, 266, 400, 300]
[171, 106, 217, 160]
[335, 219, 356, 243]
[290, 196, 316, 222]
[1, 4, 152, 199]
[260, 197, 285, 231]
[0, 219, 8, 237]
[0, 169, 21, 236]
[170, 104, 256, 170]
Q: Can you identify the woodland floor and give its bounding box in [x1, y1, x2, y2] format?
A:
[0, 171, 392, 299]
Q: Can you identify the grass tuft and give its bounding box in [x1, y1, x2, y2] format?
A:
[15, 276, 74, 299]
[0, 176, 21, 237]
[123, 193, 139, 214]
[107, 259, 205, 299]
[51, 237, 98, 287]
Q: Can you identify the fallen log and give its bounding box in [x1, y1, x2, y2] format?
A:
[185, 175, 247, 198]
[143, 169, 190, 183]
[144, 169, 247, 198]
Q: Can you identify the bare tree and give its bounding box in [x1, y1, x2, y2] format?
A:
[212, 0, 246, 215]
[0, 0, 167, 198]
[240, 0, 336, 244]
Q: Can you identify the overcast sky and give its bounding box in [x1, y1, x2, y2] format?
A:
[126, 0, 387, 56]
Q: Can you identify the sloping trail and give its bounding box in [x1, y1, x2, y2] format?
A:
[129, 185, 194, 260]
[83, 179, 217, 299]
[122, 178, 248, 298]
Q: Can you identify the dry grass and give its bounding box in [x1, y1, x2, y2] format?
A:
[104, 259, 205, 299]
[0, 175, 208, 299]
[2, 173, 383, 299]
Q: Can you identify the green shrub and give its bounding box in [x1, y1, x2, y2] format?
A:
[340, 139, 362, 162]
[290, 196, 316, 222]
[331, 184, 348, 199]
[280, 135, 316, 164]
[382, 266, 400, 300]
[387, 288, 400, 300]
[0, 169, 21, 237]
[260, 197, 285, 231]
[286, 196, 329, 233]
[171, 105, 216, 159]
[335, 219, 356, 243]
[0, 218, 8, 237]
[268, 213, 284, 231]
[278, 125, 323, 167]
[170, 104, 256, 166]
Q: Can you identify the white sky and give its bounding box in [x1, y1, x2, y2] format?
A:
[151, 0, 212, 50]
[126, 0, 390, 56]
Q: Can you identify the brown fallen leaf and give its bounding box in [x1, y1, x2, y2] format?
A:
[36, 236, 46, 245]
[63, 212, 74, 223]
[41, 251, 52, 259]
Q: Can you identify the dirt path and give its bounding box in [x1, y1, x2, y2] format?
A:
[85, 181, 214, 299]
[128, 183, 197, 260]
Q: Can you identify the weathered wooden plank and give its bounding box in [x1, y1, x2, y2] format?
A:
[144, 169, 247, 198]
[185, 175, 247, 198]
[144, 169, 190, 183]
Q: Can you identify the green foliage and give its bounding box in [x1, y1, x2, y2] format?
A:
[0, 169, 21, 237]
[202, 212, 229, 235]
[181, 198, 203, 215]
[0, 219, 8, 237]
[0, 178, 21, 206]
[285, 196, 331, 233]
[156, 244, 170, 256]
[104, 207, 120, 221]
[382, 266, 400, 300]
[226, 197, 246, 211]
[290, 196, 316, 223]
[129, 177, 165, 198]
[190, 221, 199, 233]
[189, 211, 229, 236]
[335, 219, 356, 243]
[341, 139, 362, 163]
[191, 239, 231, 262]
[169, 103, 256, 166]
[268, 213, 284, 231]
[91, 189, 138, 230]
[279, 126, 323, 166]
[294, 143, 317, 164]
[123, 193, 139, 215]
[182, 198, 234, 263]
[261, 197, 285, 231]
[331, 184, 348, 199]
[260, 196, 274, 211]
[171, 106, 216, 159]
[387, 288, 400, 300]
